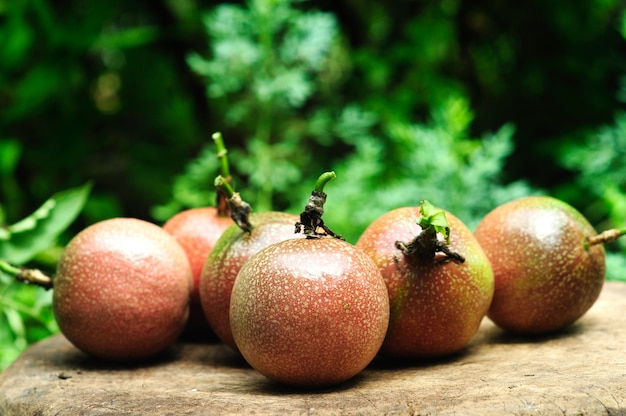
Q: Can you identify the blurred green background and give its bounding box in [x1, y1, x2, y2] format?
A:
[2, 0, 626, 370]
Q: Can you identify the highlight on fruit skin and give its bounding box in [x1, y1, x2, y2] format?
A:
[53, 217, 193, 361]
[229, 237, 390, 388]
[474, 195, 607, 335]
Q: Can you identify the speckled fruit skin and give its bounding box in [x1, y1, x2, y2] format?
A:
[230, 237, 389, 388]
[163, 207, 233, 337]
[355, 207, 494, 359]
[473, 196, 606, 335]
[199, 212, 304, 349]
[53, 218, 193, 361]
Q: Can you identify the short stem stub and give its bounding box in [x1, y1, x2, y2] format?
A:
[214, 175, 252, 233]
[395, 200, 465, 264]
[16, 268, 54, 290]
[586, 228, 626, 247]
[0, 259, 53, 290]
[295, 171, 344, 240]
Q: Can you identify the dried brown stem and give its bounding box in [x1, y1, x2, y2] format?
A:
[15, 267, 54, 290]
[586, 228, 625, 247]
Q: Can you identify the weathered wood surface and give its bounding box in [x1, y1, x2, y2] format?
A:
[1, 282, 626, 416]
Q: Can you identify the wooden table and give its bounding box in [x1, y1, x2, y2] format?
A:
[1, 282, 626, 415]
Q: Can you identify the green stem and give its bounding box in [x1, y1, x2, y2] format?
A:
[212, 132, 231, 179]
[214, 175, 235, 198]
[214, 175, 252, 233]
[0, 259, 20, 276]
[0, 259, 53, 290]
[213, 132, 232, 217]
[314, 171, 337, 193]
[295, 171, 343, 240]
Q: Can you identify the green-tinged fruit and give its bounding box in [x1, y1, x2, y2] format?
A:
[356, 204, 494, 359]
[474, 195, 605, 335]
[199, 212, 304, 349]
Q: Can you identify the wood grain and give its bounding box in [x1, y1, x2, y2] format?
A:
[1, 282, 626, 415]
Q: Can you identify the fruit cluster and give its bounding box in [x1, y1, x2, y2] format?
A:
[45, 168, 618, 389]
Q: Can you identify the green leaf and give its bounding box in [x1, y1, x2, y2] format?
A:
[417, 200, 451, 244]
[0, 182, 92, 265]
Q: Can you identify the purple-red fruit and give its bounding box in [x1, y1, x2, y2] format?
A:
[199, 212, 304, 349]
[53, 218, 193, 361]
[356, 206, 494, 359]
[230, 237, 390, 387]
[474, 195, 606, 335]
[163, 207, 233, 337]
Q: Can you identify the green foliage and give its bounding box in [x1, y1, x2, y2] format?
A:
[349, 1, 464, 123]
[1, 0, 203, 226]
[558, 113, 626, 281]
[0, 275, 58, 371]
[0, 184, 90, 371]
[179, 0, 345, 213]
[318, 96, 536, 242]
[162, 1, 535, 245]
[0, 183, 92, 265]
[559, 113, 626, 226]
[552, 13, 626, 281]
[152, 143, 222, 221]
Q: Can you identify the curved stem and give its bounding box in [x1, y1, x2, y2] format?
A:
[295, 171, 343, 240]
[214, 175, 235, 199]
[313, 171, 336, 193]
[214, 175, 252, 233]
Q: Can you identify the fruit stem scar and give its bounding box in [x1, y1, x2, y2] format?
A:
[295, 171, 344, 240]
[215, 175, 253, 233]
[0, 259, 53, 289]
[586, 228, 626, 247]
[212, 132, 232, 218]
[394, 200, 465, 264]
